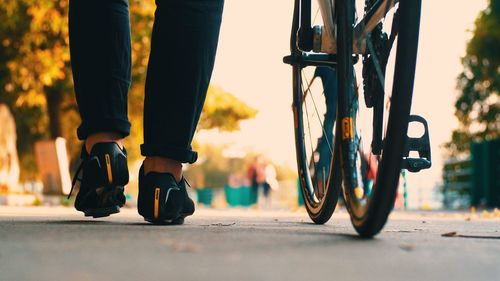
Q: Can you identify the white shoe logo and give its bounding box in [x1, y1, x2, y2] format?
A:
[165, 187, 180, 204]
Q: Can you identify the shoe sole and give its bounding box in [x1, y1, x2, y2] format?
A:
[80, 185, 125, 218]
[84, 205, 121, 218]
[144, 213, 192, 225]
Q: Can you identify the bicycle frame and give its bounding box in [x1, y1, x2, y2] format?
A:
[295, 0, 396, 55]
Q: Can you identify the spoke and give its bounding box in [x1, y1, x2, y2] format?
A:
[301, 70, 334, 155]
[366, 34, 386, 90]
[313, 7, 320, 24]
[302, 76, 316, 103]
[382, 96, 391, 142]
[322, 166, 327, 196]
[350, 70, 360, 113]
[301, 75, 320, 187]
[309, 92, 334, 154]
[367, 149, 374, 185]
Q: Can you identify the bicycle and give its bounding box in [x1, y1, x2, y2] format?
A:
[284, 0, 432, 237]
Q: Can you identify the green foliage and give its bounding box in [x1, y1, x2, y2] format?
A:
[0, 0, 256, 180]
[448, 0, 500, 156]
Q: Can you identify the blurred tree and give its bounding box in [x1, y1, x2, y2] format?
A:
[446, 0, 500, 156]
[0, 0, 256, 180]
[185, 145, 279, 189]
[199, 85, 258, 132]
[185, 144, 230, 188]
[4, 0, 72, 138]
[0, 0, 69, 179]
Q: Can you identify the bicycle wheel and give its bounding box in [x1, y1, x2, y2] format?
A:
[288, 0, 342, 224]
[293, 64, 342, 224]
[336, 0, 421, 237]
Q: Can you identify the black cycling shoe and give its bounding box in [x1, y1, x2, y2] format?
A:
[69, 142, 129, 218]
[137, 165, 195, 225]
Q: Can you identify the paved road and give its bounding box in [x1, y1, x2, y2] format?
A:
[0, 206, 499, 281]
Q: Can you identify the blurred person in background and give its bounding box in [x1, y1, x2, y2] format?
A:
[247, 156, 278, 209]
[247, 156, 265, 206]
[262, 162, 278, 208]
[67, 0, 224, 224]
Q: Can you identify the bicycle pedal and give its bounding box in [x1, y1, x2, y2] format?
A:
[402, 115, 431, 173]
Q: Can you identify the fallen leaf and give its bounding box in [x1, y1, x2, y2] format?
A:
[211, 222, 236, 227]
[399, 244, 415, 251]
[386, 230, 412, 233]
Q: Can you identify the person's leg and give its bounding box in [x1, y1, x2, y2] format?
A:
[138, 0, 224, 224]
[68, 0, 131, 217]
[69, 0, 132, 150]
[141, 0, 224, 181]
[263, 183, 271, 208]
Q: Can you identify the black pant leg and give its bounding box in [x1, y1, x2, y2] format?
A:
[141, 0, 224, 163]
[69, 0, 132, 140]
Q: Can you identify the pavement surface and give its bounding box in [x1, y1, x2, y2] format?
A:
[0, 206, 499, 281]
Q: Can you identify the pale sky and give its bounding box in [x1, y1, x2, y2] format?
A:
[200, 0, 488, 203]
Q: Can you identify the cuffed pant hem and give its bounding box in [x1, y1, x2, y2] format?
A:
[140, 144, 198, 164]
[77, 118, 131, 140]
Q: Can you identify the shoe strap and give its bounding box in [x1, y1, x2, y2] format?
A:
[68, 143, 128, 199]
[183, 177, 191, 188]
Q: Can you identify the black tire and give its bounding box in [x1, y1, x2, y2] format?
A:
[336, 0, 421, 237]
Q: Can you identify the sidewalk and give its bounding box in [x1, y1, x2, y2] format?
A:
[0, 206, 499, 281]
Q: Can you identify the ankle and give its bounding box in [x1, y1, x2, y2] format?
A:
[144, 157, 182, 182]
[85, 132, 123, 152]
